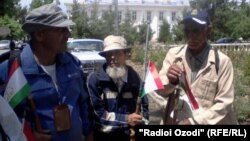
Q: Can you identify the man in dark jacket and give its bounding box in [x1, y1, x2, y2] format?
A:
[87, 35, 149, 141]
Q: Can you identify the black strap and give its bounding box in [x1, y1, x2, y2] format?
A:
[214, 47, 220, 74]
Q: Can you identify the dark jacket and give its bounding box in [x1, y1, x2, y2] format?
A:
[0, 44, 93, 141]
[87, 64, 148, 140]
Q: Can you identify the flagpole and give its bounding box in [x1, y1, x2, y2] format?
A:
[130, 20, 150, 141]
[135, 21, 150, 113]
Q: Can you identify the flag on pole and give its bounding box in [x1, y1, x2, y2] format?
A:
[3, 57, 35, 140]
[23, 118, 36, 141]
[4, 58, 31, 108]
[179, 71, 199, 110]
[140, 61, 164, 97]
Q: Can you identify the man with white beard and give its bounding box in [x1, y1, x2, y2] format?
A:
[87, 35, 149, 141]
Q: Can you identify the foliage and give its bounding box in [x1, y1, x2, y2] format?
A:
[119, 9, 138, 45]
[71, 0, 89, 38]
[69, 2, 154, 44]
[0, 15, 24, 40]
[30, 0, 53, 10]
[0, 0, 20, 16]
[158, 20, 171, 43]
[135, 21, 153, 45]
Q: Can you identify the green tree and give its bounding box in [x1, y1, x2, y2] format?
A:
[171, 26, 184, 43]
[119, 9, 137, 45]
[86, 2, 107, 39]
[71, 0, 89, 38]
[30, 0, 53, 10]
[0, 15, 23, 39]
[136, 21, 152, 44]
[0, 0, 19, 16]
[101, 9, 115, 36]
[158, 19, 171, 43]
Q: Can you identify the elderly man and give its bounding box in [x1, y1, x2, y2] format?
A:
[159, 9, 238, 125]
[0, 3, 93, 141]
[87, 35, 149, 141]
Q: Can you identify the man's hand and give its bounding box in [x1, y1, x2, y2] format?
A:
[128, 113, 142, 127]
[167, 64, 183, 85]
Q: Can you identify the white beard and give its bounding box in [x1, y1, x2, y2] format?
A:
[106, 65, 126, 88]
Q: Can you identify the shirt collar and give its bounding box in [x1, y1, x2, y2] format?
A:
[187, 43, 210, 63]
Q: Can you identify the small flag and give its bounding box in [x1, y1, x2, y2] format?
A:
[141, 61, 164, 97]
[179, 71, 199, 110]
[4, 58, 31, 108]
[23, 119, 36, 141]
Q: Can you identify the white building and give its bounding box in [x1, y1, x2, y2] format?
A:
[65, 0, 189, 41]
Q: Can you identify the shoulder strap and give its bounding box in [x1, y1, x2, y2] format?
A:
[214, 47, 220, 74]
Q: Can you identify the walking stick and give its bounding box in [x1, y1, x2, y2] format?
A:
[163, 84, 180, 125]
[163, 58, 183, 125]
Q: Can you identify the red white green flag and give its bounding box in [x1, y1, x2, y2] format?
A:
[179, 70, 199, 110]
[140, 61, 164, 97]
[4, 58, 31, 108]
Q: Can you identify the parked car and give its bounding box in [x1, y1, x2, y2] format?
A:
[67, 39, 106, 75]
[0, 40, 10, 49]
[214, 37, 237, 44]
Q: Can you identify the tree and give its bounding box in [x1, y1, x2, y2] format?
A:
[119, 9, 137, 45]
[30, 0, 53, 10]
[87, 1, 105, 39]
[158, 19, 171, 43]
[71, 0, 88, 38]
[136, 21, 153, 44]
[0, 0, 19, 16]
[171, 20, 184, 43]
[0, 15, 24, 39]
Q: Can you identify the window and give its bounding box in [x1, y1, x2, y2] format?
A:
[171, 12, 176, 21]
[118, 11, 122, 23]
[147, 11, 151, 22]
[159, 11, 164, 21]
[132, 11, 137, 21]
[90, 10, 95, 19]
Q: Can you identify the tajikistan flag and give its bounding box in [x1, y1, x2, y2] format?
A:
[179, 70, 199, 110]
[140, 61, 164, 97]
[4, 58, 31, 108]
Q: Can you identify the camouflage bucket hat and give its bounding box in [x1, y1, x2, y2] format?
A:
[99, 35, 130, 57]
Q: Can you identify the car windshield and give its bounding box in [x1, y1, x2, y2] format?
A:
[68, 40, 103, 52]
